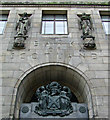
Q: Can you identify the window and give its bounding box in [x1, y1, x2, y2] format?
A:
[0, 14, 8, 34]
[41, 11, 68, 35]
[100, 11, 110, 35]
[101, 16, 110, 34]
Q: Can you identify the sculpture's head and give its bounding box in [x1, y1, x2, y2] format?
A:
[63, 86, 70, 93]
[19, 18, 22, 21]
[48, 82, 61, 95]
[23, 12, 28, 17]
[60, 91, 67, 96]
[39, 86, 45, 92]
[82, 13, 86, 16]
[41, 90, 48, 95]
[49, 82, 60, 89]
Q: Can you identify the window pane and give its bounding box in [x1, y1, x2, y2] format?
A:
[42, 15, 54, 20]
[42, 21, 45, 34]
[102, 22, 110, 34]
[0, 27, 3, 34]
[0, 14, 8, 21]
[55, 15, 66, 20]
[45, 21, 54, 34]
[64, 21, 68, 34]
[55, 21, 64, 34]
[101, 16, 110, 21]
[42, 21, 54, 34]
[0, 21, 6, 27]
[0, 21, 6, 34]
[55, 21, 68, 34]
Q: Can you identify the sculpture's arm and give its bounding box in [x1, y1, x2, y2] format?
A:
[15, 21, 19, 30]
[89, 17, 94, 30]
[27, 18, 31, 30]
[78, 19, 82, 30]
[28, 18, 31, 26]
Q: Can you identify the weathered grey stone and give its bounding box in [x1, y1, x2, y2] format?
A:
[2, 71, 14, 78]
[2, 105, 10, 117]
[77, 63, 89, 72]
[91, 79, 106, 87]
[95, 71, 108, 79]
[0, 1, 109, 119]
[88, 64, 108, 70]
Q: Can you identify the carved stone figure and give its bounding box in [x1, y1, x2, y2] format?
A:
[60, 91, 73, 115]
[35, 82, 73, 116]
[82, 36, 96, 49]
[78, 13, 96, 49]
[79, 13, 93, 36]
[13, 12, 31, 49]
[14, 35, 27, 48]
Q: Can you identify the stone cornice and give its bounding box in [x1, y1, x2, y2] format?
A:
[0, 1, 109, 8]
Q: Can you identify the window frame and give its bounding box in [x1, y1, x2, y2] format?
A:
[100, 11, 110, 35]
[0, 14, 8, 35]
[41, 13, 68, 35]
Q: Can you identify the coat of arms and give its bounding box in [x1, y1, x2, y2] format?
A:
[34, 82, 73, 116]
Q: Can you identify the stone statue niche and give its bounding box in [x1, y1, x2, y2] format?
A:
[13, 12, 31, 49]
[35, 82, 73, 117]
[78, 13, 96, 49]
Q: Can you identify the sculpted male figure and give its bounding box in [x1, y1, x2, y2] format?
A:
[79, 13, 93, 37]
[16, 12, 30, 36]
[78, 13, 96, 49]
[14, 12, 31, 48]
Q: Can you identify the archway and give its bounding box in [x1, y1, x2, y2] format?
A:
[11, 63, 94, 118]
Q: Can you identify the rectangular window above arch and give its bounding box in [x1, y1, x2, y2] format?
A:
[100, 11, 110, 35]
[0, 11, 9, 34]
[41, 10, 68, 35]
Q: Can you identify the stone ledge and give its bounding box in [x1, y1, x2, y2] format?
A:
[0, 1, 109, 6]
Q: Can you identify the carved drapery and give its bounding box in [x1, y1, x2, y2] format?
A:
[78, 13, 96, 49]
[13, 12, 31, 49]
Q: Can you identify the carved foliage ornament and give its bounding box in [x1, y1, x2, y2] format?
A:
[13, 12, 31, 49]
[78, 13, 96, 49]
[35, 82, 73, 116]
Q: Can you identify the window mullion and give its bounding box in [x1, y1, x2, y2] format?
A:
[54, 15, 55, 34]
[63, 15, 65, 34]
[44, 21, 46, 34]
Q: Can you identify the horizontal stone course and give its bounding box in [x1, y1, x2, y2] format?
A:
[0, 0, 109, 4]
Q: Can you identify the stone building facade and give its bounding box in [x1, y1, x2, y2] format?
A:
[0, 0, 109, 119]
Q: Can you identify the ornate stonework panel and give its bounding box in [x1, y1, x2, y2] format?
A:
[20, 82, 88, 118]
[35, 82, 73, 116]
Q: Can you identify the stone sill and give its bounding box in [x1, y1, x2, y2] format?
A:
[41, 34, 69, 38]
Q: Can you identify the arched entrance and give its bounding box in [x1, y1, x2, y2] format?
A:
[11, 63, 94, 118]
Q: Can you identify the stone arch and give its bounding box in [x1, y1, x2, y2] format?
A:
[10, 63, 95, 118]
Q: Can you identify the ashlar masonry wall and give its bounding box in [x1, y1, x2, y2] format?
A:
[0, 2, 109, 119]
